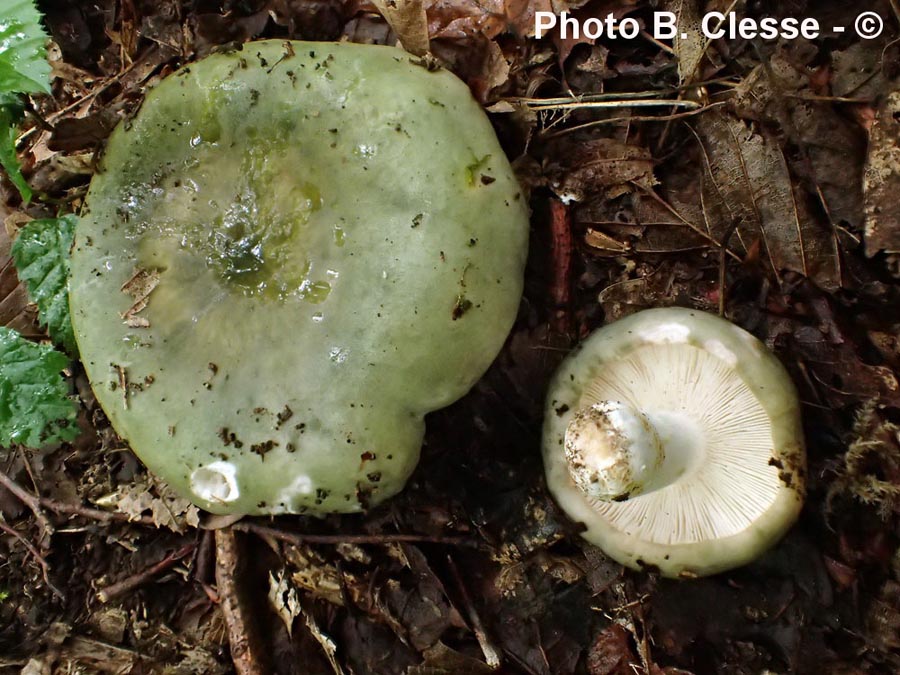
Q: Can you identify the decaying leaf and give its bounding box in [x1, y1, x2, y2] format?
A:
[693, 112, 841, 290]
[376, 544, 462, 651]
[372, 0, 430, 56]
[864, 91, 900, 256]
[662, 0, 705, 84]
[547, 138, 656, 203]
[405, 641, 495, 674]
[301, 604, 345, 675]
[268, 570, 303, 638]
[426, 0, 510, 41]
[867, 580, 900, 652]
[586, 623, 636, 675]
[95, 474, 201, 532]
[789, 321, 900, 410]
[285, 544, 346, 606]
[120, 267, 160, 328]
[732, 45, 866, 234]
[0, 211, 38, 333]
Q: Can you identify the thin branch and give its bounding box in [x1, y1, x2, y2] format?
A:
[447, 553, 501, 668]
[97, 542, 196, 603]
[0, 469, 54, 545]
[0, 467, 157, 529]
[233, 521, 483, 548]
[549, 199, 573, 336]
[41, 498, 157, 527]
[719, 218, 743, 317]
[216, 527, 267, 675]
[0, 520, 64, 600]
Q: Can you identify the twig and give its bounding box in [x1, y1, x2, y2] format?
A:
[0, 469, 55, 545]
[233, 521, 483, 548]
[97, 542, 196, 603]
[0, 467, 157, 528]
[39, 498, 157, 527]
[718, 218, 743, 317]
[446, 554, 501, 669]
[216, 527, 267, 675]
[0, 520, 64, 600]
[549, 199, 573, 336]
[16, 47, 161, 147]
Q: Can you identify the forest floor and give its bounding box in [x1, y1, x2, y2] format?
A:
[1, 0, 900, 673]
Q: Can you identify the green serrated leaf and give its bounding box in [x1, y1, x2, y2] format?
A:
[0, 92, 30, 202]
[0, 0, 51, 95]
[0, 327, 77, 448]
[11, 214, 77, 353]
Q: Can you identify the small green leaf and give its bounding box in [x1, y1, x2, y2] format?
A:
[11, 214, 77, 353]
[0, 0, 51, 95]
[0, 327, 77, 448]
[0, 91, 29, 202]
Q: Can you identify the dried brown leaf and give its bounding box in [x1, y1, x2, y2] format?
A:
[586, 624, 636, 675]
[120, 267, 160, 327]
[693, 112, 841, 290]
[406, 641, 494, 674]
[95, 475, 200, 532]
[268, 570, 303, 638]
[548, 138, 656, 203]
[0, 213, 37, 334]
[426, 0, 506, 40]
[285, 544, 346, 606]
[731, 46, 866, 233]
[377, 544, 461, 650]
[789, 323, 900, 410]
[429, 36, 510, 102]
[662, 0, 705, 83]
[373, 0, 430, 56]
[864, 91, 900, 255]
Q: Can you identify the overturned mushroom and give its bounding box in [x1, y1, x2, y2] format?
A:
[542, 308, 805, 578]
[69, 41, 529, 515]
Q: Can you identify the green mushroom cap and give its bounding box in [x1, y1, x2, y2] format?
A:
[70, 40, 529, 515]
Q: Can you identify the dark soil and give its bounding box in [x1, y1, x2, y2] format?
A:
[1, 0, 900, 673]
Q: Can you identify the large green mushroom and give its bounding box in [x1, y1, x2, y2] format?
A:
[69, 40, 529, 515]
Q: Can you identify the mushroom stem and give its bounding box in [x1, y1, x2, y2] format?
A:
[564, 401, 666, 501]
